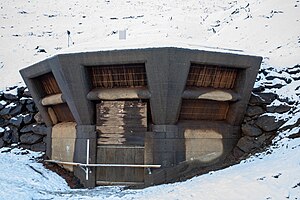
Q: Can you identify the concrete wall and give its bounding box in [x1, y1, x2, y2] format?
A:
[20, 47, 262, 187]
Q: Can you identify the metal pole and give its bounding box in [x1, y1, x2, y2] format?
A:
[86, 139, 90, 180]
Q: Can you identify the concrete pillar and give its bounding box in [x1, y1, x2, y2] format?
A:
[73, 125, 97, 188]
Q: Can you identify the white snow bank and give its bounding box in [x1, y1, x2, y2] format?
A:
[0, 148, 69, 200]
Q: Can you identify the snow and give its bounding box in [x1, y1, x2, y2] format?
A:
[0, 148, 69, 200]
[0, 0, 299, 90]
[0, 0, 300, 199]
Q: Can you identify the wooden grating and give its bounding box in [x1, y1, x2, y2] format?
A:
[88, 64, 147, 89]
[179, 99, 229, 121]
[36, 72, 61, 95]
[96, 101, 147, 146]
[96, 146, 145, 183]
[52, 103, 75, 122]
[186, 64, 238, 89]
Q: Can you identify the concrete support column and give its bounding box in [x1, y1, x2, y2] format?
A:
[150, 125, 185, 167]
[73, 125, 96, 188]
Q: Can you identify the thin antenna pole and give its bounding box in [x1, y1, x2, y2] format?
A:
[67, 30, 71, 47]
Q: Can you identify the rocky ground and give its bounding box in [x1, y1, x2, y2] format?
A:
[0, 86, 47, 151]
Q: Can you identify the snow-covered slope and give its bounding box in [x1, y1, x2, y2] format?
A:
[0, 0, 299, 199]
[0, 0, 299, 89]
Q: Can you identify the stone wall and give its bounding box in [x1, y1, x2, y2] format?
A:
[0, 86, 47, 151]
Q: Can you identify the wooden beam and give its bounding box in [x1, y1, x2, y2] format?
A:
[96, 181, 144, 186]
[44, 160, 161, 168]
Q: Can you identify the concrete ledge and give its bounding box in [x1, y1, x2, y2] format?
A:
[182, 88, 240, 101]
[87, 88, 151, 100]
[41, 93, 65, 106]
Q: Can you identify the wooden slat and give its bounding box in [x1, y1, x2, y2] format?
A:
[88, 63, 147, 89]
[179, 99, 229, 120]
[52, 103, 75, 122]
[36, 72, 61, 95]
[96, 146, 145, 183]
[187, 64, 238, 89]
[96, 101, 147, 145]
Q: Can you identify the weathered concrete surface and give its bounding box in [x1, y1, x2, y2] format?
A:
[51, 122, 77, 171]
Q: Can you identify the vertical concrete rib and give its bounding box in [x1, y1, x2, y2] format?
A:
[19, 59, 53, 126]
[51, 54, 95, 125]
[145, 48, 170, 124]
[166, 48, 191, 123]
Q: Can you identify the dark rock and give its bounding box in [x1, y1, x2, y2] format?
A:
[266, 106, 277, 113]
[236, 134, 272, 153]
[19, 99, 27, 105]
[34, 112, 44, 124]
[243, 116, 253, 123]
[26, 103, 37, 113]
[9, 116, 23, 127]
[266, 105, 291, 113]
[236, 136, 256, 153]
[11, 130, 19, 143]
[8, 125, 18, 134]
[0, 118, 8, 127]
[249, 94, 264, 106]
[0, 104, 4, 110]
[20, 144, 31, 149]
[288, 132, 300, 139]
[20, 132, 43, 144]
[252, 86, 265, 93]
[0, 107, 11, 115]
[232, 147, 245, 158]
[257, 93, 278, 104]
[26, 99, 34, 104]
[3, 126, 19, 143]
[22, 90, 32, 97]
[255, 115, 285, 132]
[20, 123, 35, 133]
[0, 138, 4, 148]
[32, 124, 48, 136]
[246, 106, 265, 117]
[265, 83, 284, 89]
[250, 92, 278, 106]
[288, 65, 300, 74]
[17, 87, 26, 97]
[43, 136, 48, 143]
[242, 124, 263, 137]
[9, 103, 23, 116]
[23, 113, 34, 124]
[2, 131, 12, 143]
[3, 93, 18, 101]
[31, 142, 46, 152]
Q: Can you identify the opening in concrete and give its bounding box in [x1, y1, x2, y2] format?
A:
[34, 72, 75, 124]
[179, 99, 229, 121]
[95, 100, 148, 185]
[35, 72, 61, 96]
[51, 103, 75, 123]
[87, 63, 147, 89]
[187, 64, 239, 89]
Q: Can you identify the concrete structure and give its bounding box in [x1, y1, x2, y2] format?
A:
[20, 47, 262, 187]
